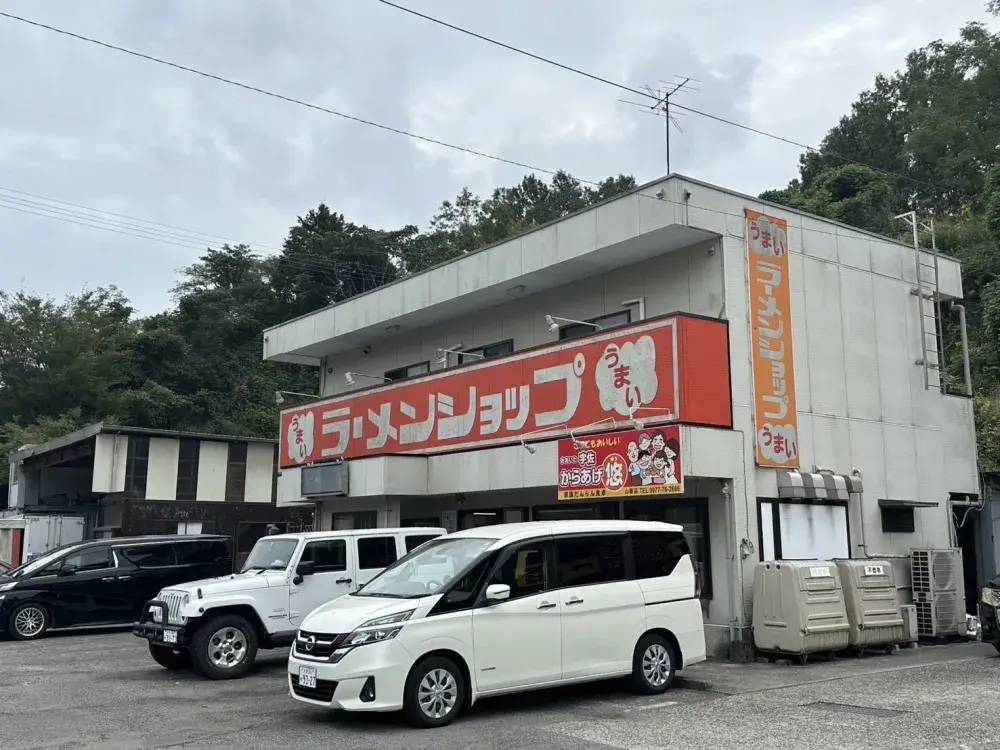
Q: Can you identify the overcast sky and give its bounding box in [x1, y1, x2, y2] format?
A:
[0, 0, 996, 315]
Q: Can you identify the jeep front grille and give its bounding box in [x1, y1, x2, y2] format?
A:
[161, 591, 187, 623]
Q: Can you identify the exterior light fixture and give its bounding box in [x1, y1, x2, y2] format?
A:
[436, 347, 485, 366]
[345, 372, 389, 386]
[544, 314, 603, 333]
[570, 418, 617, 447]
[520, 440, 537, 455]
[275, 390, 319, 405]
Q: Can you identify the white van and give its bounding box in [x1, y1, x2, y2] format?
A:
[287, 520, 706, 727]
[134, 527, 446, 679]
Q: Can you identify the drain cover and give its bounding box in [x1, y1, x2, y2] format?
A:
[805, 702, 910, 718]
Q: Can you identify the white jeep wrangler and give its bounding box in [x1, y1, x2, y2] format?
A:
[132, 527, 445, 679]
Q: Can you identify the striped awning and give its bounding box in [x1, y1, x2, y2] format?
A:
[777, 470, 863, 501]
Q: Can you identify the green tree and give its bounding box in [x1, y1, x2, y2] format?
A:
[0, 287, 136, 427]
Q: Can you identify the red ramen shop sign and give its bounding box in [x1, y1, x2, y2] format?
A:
[279, 315, 731, 468]
[557, 426, 683, 501]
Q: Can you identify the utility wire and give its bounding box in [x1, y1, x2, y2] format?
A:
[0, 11, 561, 178]
[373, 0, 961, 198]
[0, 185, 282, 251]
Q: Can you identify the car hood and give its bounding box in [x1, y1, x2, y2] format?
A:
[163, 570, 285, 597]
[300, 594, 430, 633]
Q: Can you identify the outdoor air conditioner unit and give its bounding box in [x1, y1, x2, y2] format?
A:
[910, 548, 964, 637]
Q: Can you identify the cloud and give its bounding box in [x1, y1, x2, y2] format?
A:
[0, 0, 995, 314]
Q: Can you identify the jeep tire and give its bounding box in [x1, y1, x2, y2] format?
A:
[148, 642, 190, 670]
[190, 614, 258, 680]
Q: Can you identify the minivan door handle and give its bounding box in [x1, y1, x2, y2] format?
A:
[116, 576, 131, 581]
[336, 577, 352, 585]
[101, 577, 115, 582]
[565, 596, 584, 605]
[536, 601, 557, 610]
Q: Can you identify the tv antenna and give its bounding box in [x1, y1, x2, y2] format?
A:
[618, 75, 699, 174]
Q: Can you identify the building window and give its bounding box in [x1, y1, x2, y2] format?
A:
[881, 506, 915, 534]
[124, 435, 150, 496]
[459, 339, 514, 365]
[177, 521, 204, 534]
[384, 361, 431, 382]
[558, 310, 631, 341]
[458, 508, 529, 530]
[225, 443, 248, 502]
[176, 439, 200, 501]
[622, 499, 712, 598]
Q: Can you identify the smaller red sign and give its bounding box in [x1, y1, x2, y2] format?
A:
[557, 426, 683, 501]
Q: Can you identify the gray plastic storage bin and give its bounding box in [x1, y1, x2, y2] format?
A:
[834, 559, 905, 649]
[752, 560, 850, 658]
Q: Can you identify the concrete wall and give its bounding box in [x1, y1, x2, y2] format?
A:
[694, 180, 978, 619]
[317, 240, 724, 397]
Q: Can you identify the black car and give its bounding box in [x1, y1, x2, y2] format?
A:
[0, 534, 231, 641]
[980, 576, 1000, 653]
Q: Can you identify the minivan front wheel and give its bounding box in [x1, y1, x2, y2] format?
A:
[8, 603, 49, 641]
[631, 633, 676, 695]
[190, 615, 258, 680]
[403, 655, 466, 728]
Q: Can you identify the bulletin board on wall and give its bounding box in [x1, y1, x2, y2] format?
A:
[758, 499, 849, 561]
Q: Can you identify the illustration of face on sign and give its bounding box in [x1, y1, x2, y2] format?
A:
[287, 411, 315, 465]
[595, 335, 659, 417]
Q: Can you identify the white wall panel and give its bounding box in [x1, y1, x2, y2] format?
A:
[787, 251, 812, 414]
[92, 433, 127, 493]
[145, 438, 179, 501]
[245, 443, 275, 503]
[195, 441, 229, 502]
[872, 275, 913, 425]
[803, 257, 848, 417]
[810, 415, 851, 473]
[882, 423, 918, 501]
[840, 267, 881, 420]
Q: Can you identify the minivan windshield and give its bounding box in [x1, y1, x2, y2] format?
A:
[240, 538, 298, 572]
[4, 543, 76, 578]
[355, 537, 493, 599]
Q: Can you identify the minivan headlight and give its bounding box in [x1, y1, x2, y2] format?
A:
[341, 610, 414, 648]
[0, 582, 16, 593]
[982, 587, 999, 608]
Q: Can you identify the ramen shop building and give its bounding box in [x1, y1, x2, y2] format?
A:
[263, 175, 978, 657]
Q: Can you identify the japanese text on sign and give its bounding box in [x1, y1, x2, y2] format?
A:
[556, 426, 683, 501]
[746, 209, 799, 468]
[279, 318, 687, 467]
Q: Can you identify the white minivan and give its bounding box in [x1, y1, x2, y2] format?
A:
[287, 520, 706, 727]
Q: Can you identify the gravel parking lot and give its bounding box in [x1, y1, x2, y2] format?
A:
[1, 630, 997, 750]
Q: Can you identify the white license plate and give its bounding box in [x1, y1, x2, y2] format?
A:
[163, 630, 178, 645]
[299, 667, 317, 689]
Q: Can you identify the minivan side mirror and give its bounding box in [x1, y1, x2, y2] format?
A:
[484, 583, 510, 603]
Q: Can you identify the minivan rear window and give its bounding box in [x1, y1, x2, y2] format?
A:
[556, 534, 627, 588]
[176, 540, 230, 565]
[631, 531, 690, 579]
[120, 544, 176, 568]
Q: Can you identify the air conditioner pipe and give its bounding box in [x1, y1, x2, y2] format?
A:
[950, 302, 972, 397]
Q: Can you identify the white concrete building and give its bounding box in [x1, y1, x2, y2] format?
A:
[263, 175, 979, 656]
